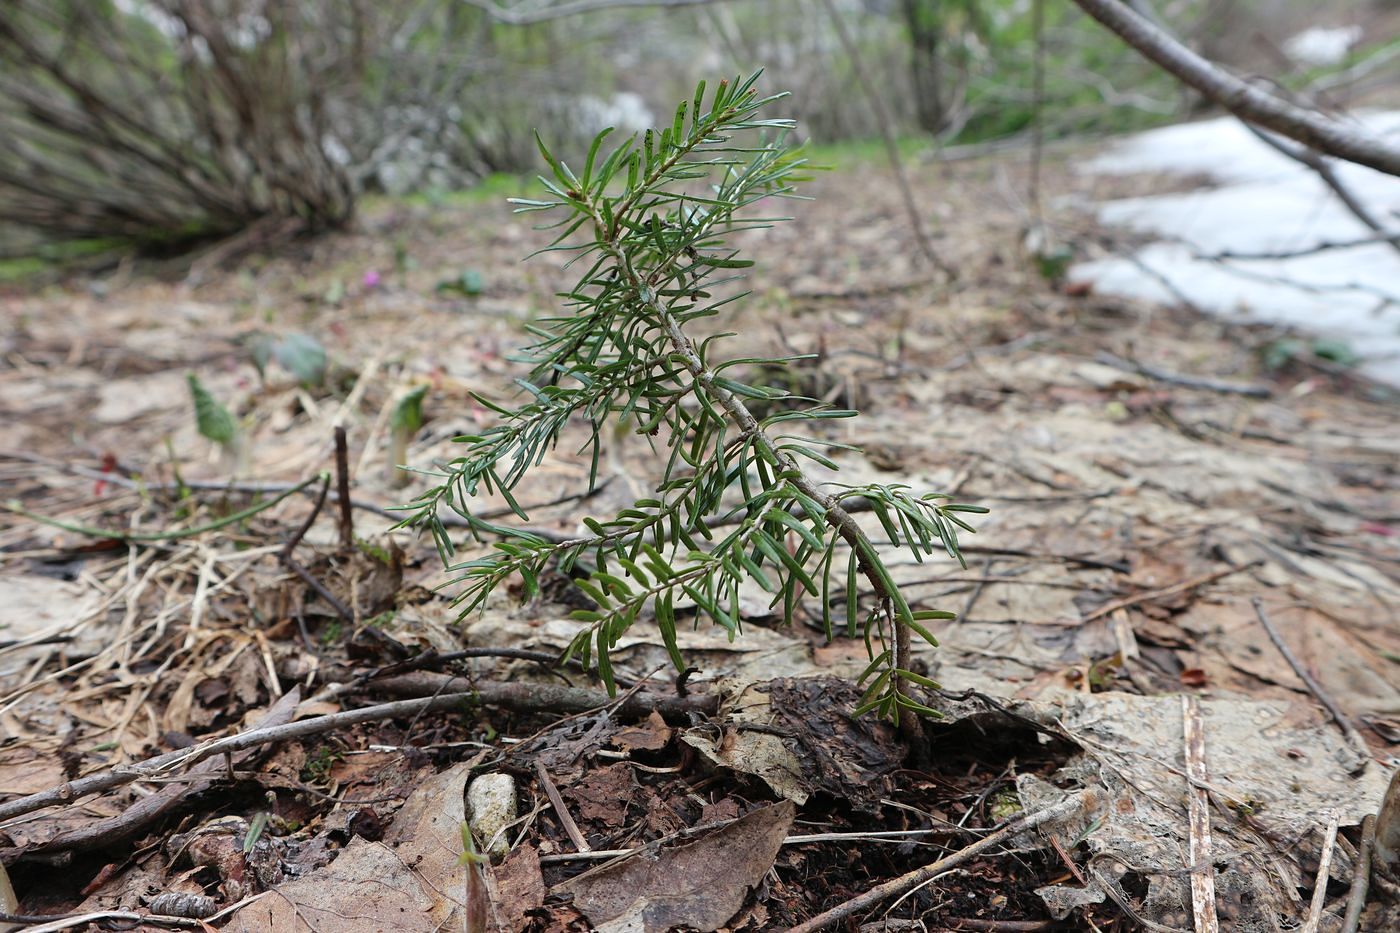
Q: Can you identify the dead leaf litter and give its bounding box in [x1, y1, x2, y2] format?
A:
[1, 151, 1397, 930]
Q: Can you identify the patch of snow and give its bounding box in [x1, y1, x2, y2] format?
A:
[1284, 26, 1363, 67]
[1074, 112, 1400, 387]
[572, 92, 656, 137]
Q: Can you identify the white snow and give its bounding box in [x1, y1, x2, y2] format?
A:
[1284, 26, 1363, 67]
[1072, 113, 1400, 386]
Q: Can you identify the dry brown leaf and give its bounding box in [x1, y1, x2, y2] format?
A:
[224, 760, 473, 932]
[567, 762, 635, 826]
[489, 843, 546, 928]
[611, 710, 672, 753]
[557, 800, 795, 933]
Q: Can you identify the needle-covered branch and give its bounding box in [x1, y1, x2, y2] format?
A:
[403, 74, 985, 722]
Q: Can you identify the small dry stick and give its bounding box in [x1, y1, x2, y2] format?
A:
[279, 474, 354, 625]
[1083, 563, 1255, 623]
[1303, 809, 1341, 933]
[333, 425, 354, 548]
[1094, 351, 1271, 398]
[1182, 695, 1220, 933]
[1341, 814, 1375, 933]
[9, 690, 299, 860]
[536, 760, 590, 853]
[1251, 597, 1370, 771]
[785, 789, 1095, 933]
[0, 684, 715, 827]
[539, 827, 962, 864]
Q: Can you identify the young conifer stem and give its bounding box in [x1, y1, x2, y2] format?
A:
[585, 205, 916, 714]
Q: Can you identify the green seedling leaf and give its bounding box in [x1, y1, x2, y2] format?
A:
[1311, 338, 1359, 367]
[437, 269, 486, 297]
[187, 373, 236, 446]
[391, 385, 430, 433]
[246, 332, 274, 380]
[274, 333, 327, 385]
[243, 811, 270, 853]
[323, 278, 346, 306]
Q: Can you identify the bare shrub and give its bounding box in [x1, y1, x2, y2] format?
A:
[0, 0, 470, 251]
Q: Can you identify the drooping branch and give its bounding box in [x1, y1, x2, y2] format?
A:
[1070, 0, 1400, 177]
[816, 0, 949, 276]
[458, 0, 726, 26]
[1243, 125, 1400, 260]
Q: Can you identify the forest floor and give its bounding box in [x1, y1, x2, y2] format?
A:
[1, 143, 1398, 931]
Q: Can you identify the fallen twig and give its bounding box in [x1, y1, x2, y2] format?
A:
[0, 683, 715, 829]
[0, 891, 267, 932]
[368, 672, 714, 723]
[1182, 695, 1220, 933]
[1070, 0, 1400, 176]
[536, 761, 590, 853]
[0, 908, 201, 931]
[1243, 125, 1400, 261]
[361, 646, 604, 683]
[1094, 351, 1271, 398]
[1302, 809, 1341, 933]
[785, 788, 1096, 933]
[2, 473, 323, 543]
[0, 449, 604, 541]
[1082, 563, 1257, 623]
[2, 690, 299, 864]
[1341, 813, 1375, 933]
[333, 425, 354, 548]
[1251, 597, 1370, 772]
[539, 826, 964, 864]
[1199, 228, 1400, 262]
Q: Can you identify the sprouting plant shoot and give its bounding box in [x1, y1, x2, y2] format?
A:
[187, 372, 247, 477]
[403, 74, 986, 722]
[389, 384, 430, 488]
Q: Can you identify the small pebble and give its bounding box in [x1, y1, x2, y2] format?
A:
[467, 773, 517, 859]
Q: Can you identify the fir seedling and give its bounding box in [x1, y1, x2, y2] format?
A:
[403, 75, 985, 722]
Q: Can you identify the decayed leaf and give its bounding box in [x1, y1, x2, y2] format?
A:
[680, 678, 901, 811]
[681, 684, 809, 805]
[1013, 689, 1393, 929]
[557, 800, 795, 933]
[489, 844, 546, 928]
[225, 761, 473, 932]
[611, 710, 673, 753]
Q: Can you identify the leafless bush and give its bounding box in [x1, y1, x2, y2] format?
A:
[0, 0, 473, 251]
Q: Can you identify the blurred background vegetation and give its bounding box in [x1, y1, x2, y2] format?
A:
[1, 0, 1395, 266]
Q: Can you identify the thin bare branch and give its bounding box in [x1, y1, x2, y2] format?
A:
[458, 0, 725, 26]
[1250, 598, 1371, 773]
[1070, 0, 1400, 176]
[0, 683, 715, 828]
[1243, 124, 1400, 260]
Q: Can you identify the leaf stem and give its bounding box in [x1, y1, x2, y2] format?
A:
[5, 473, 327, 543]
